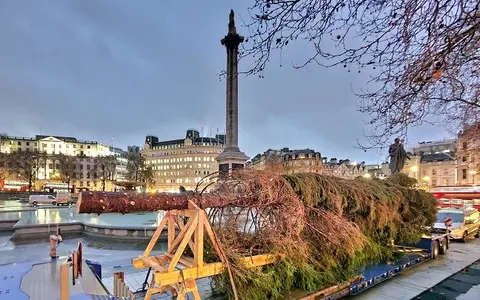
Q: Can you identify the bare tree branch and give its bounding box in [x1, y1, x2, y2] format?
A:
[242, 0, 480, 147]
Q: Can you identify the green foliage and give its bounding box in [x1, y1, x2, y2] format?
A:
[209, 171, 438, 299]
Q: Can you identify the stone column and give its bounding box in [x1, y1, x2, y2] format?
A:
[216, 10, 249, 176]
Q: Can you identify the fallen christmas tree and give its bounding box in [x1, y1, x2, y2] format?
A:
[76, 171, 437, 299]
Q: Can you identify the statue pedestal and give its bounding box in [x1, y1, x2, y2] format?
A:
[217, 147, 249, 178]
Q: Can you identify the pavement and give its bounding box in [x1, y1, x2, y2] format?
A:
[353, 238, 480, 300]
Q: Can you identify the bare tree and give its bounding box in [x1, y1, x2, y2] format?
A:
[141, 165, 155, 188]
[126, 151, 144, 182]
[9, 151, 39, 191]
[55, 153, 77, 191]
[0, 152, 12, 182]
[243, 0, 480, 146]
[36, 151, 49, 180]
[263, 152, 287, 174]
[95, 155, 117, 191]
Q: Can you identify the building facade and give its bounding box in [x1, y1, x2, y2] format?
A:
[0, 135, 122, 192]
[408, 139, 457, 155]
[456, 125, 479, 185]
[321, 158, 369, 179]
[401, 135, 479, 188]
[403, 153, 457, 190]
[142, 129, 225, 193]
[250, 148, 323, 174]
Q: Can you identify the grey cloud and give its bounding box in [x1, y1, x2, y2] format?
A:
[0, 0, 449, 163]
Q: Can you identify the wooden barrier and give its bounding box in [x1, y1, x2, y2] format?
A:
[131, 200, 278, 300]
[59, 240, 83, 300]
[113, 272, 136, 299]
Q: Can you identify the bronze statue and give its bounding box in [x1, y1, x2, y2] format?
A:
[229, 9, 235, 27]
[388, 138, 409, 174]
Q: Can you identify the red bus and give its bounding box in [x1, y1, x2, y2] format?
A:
[0, 180, 29, 192]
[431, 186, 480, 210]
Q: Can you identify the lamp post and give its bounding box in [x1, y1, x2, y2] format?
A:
[422, 176, 431, 191]
[410, 165, 418, 179]
[470, 170, 478, 185]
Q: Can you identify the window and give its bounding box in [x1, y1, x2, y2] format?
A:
[462, 156, 468, 162]
[462, 141, 468, 150]
[17, 141, 21, 146]
[462, 169, 467, 179]
[26, 142, 30, 146]
[443, 178, 449, 186]
[432, 169, 437, 175]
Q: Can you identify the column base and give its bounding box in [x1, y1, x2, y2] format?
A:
[217, 148, 249, 178]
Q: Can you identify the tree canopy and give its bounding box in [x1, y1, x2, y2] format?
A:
[242, 0, 480, 146]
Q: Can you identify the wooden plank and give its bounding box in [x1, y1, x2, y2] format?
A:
[59, 263, 69, 300]
[154, 254, 277, 286]
[194, 211, 204, 267]
[167, 214, 196, 254]
[168, 214, 175, 249]
[167, 214, 198, 272]
[143, 213, 169, 258]
[175, 216, 196, 253]
[165, 253, 194, 268]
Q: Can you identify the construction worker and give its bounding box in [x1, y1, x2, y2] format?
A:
[49, 228, 63, 259]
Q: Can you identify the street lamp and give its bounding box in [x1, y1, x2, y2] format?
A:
[410, 165, 418, 178]
[470, 170, 478, 185]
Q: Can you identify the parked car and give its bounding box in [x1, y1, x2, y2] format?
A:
[432, 207, 480, 242]
[28, 195, 57, 206]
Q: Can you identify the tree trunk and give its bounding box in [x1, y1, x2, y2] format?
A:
[76, 192, 257, 214]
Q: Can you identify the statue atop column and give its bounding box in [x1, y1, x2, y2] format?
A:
[388, 138, 410, 174]
[228, 9, 237, 34]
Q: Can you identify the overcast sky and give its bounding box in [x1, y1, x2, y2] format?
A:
[0, 0, 451, 163]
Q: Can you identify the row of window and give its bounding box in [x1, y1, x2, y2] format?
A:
[147, 157, 216, 164]
[151, 164, 213, 170]
[152, 143, 222, 150]
[154, 170, 212, 177]
[148, 150, 220, 157]
[160, 176, 210, 184]
[10, 140, 99, 150]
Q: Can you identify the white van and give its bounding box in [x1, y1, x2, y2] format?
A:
[29, 195, 57, 206]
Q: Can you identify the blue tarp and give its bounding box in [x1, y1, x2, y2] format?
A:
[0, 262, 35, 299]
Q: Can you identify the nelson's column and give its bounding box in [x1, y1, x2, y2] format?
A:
[216, 10, 249, 176]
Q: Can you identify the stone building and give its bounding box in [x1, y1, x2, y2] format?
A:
[142, 129, 225, 193]
[401, 135, 479, 188]
[403, 153, 457, 190]
[321, 158, 369, 179]
[0, 134, 122, 191]
[456, 124, 479, 185]
[250, 148, 323, 174]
